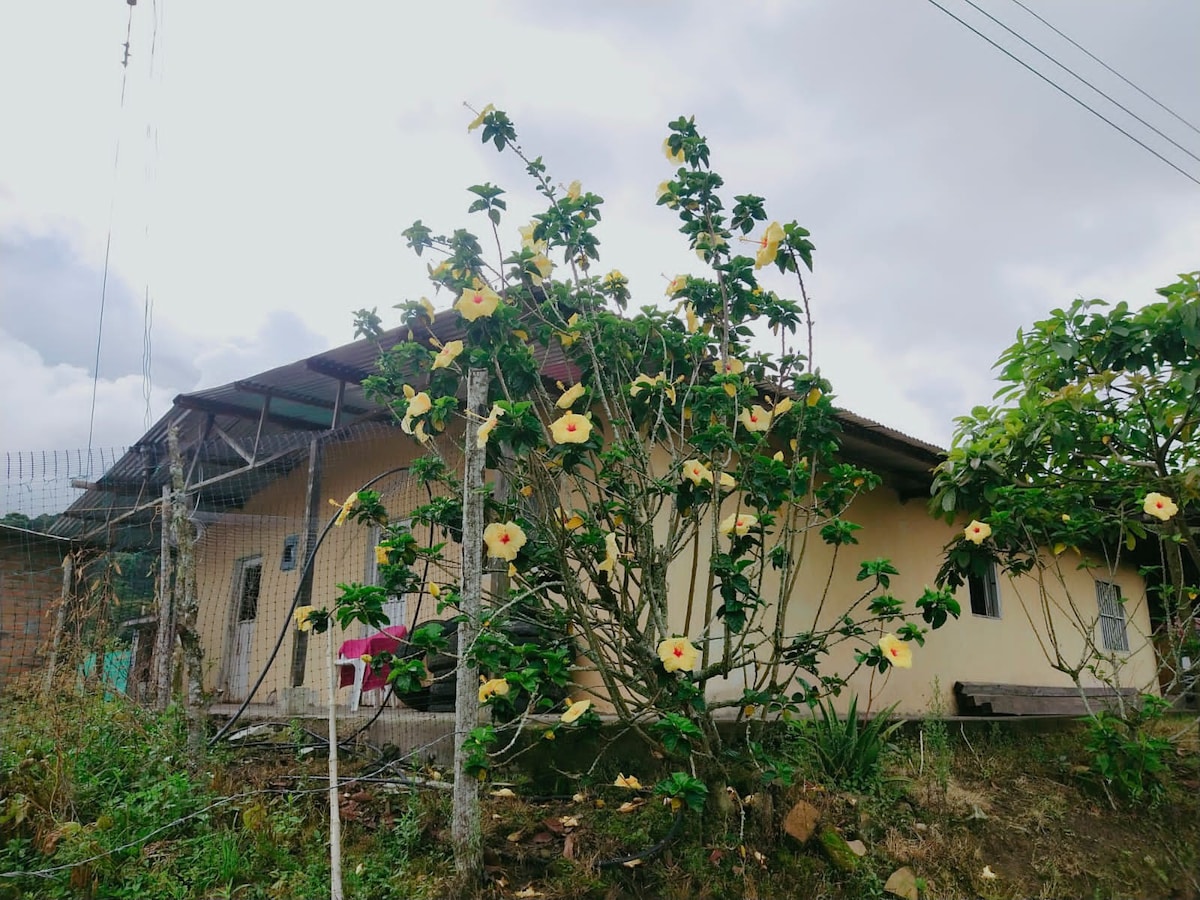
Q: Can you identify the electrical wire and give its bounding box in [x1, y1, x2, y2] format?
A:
[1008, 0, 1200, 137]
[959, 0, 1200, 166]
[923, 0, 1200, 189]
[141, 0, 162, 431]
[87, 2, 138, 476]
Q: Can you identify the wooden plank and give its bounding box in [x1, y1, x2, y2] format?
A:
[955, 681, 1139, 717]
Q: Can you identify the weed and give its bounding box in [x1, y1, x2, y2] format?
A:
[920, 678, 952, 807]
[1083, 698, 1173, 805]
[785, 695, 902, 791]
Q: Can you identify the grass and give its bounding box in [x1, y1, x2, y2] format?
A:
[1, 685, 1197, 899]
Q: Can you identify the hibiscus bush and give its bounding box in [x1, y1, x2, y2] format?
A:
[315, 108, 960, 809]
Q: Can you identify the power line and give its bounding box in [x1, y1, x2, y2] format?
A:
[87, 2, 138, 475]
[1008, 0, 1200, 138]
[923, 0, 1200, 189]
[959, 0, 1200, 166]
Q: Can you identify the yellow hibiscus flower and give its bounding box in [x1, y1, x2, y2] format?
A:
[657, 636, 698, 672]
[431, 339, 464, 370]
[629, 373, 676, 403]
[401, 391, 432, 435]
[603, 270, 627, 290]
[556, 383, 586, 409]
[561, 698, 592, 724]
[719, 513, 757, 537]
[665, 274, 689, 297]
[566, 180, 582, 200]
[713, 358, 745, 375]
[963, 520, 991, 544]
[477, 404, 506, 449]
[556, 507, 585, 531]
[454, 285, 501, 321]
[549, 412, 592, 444]
[478, 678, 510, 703]
[374, 545, 389, 566]
[878, 633, 913, 669]
[738, 405, 772, 433]
[483, 521, 527, 561]
[529, 253, 554, 286]
[1143, 492, 1178, 521]
[754, 221, 784, 269]
[597, 531, 619, 578]
[328, 491, 360, 526]
[685, 303, 698, 333]
[663, 137, 685, 165]
[293, 605, 316, 632]
[682, 459, 712, 485]
[418, 296, 436, 322]
[466, 102, 495, 132]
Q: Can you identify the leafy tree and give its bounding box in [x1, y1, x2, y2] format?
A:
[307, 108, 960, 835]
[931, 273, 1199, 797]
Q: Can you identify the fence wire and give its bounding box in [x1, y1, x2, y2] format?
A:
[1, 426, 466, 765]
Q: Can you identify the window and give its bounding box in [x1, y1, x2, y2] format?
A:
[280, 534, 299, 571]
[366, 524, 406, 635]
[967, 561, 1001, 618]
[237, 560, 263, 622]
[1096, 581, 1129, 652]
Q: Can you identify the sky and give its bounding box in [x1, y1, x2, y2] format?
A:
[2, 1, 1198, 472]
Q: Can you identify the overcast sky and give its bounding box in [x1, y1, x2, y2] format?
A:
[2, 1, 1197, 469]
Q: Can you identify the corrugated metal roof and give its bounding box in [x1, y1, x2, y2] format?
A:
[52, 309, 945, 545]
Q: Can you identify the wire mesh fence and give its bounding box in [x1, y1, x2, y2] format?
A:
[1, 425, 468, 765]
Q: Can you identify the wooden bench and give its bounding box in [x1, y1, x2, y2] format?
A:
[954, 681, 1140, 717]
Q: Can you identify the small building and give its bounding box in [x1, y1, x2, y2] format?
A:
[50, 314, 1161, 717]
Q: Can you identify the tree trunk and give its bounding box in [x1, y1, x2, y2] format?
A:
[150, 485, 175, 709]
[452, 366, 488, 888]
[167, 426, 205, 751]
[42, 553, 74, 695]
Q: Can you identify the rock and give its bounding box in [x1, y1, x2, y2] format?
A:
[782, 799, 821, 844]
[817, 825, 860, 873]
[884, 866, 919, 900]
[846, 839, 867, 857]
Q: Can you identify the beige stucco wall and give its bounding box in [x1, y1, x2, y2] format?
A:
[663, 478, 1158, 716]
[193, 427, 1158, 715]
[194, 428, 460, 707]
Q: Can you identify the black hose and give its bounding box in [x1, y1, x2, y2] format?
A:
[597, 809, 687, 868]
[208, 465, 411, 746]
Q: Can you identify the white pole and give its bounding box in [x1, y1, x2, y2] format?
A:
[327, 630, 343, 900]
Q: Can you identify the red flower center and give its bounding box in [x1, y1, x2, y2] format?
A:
[567, 422, 577, 432]
[500, 534, 510, 544]
[472, 293, 483, 304]
[1156, 501, 1163, 508]
[890, 647, 899, 657]
[673, 647, 683, 658]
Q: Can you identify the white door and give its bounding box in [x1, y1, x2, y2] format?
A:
[229, 558, 262, 700]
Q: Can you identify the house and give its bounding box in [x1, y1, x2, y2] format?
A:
[48, 313, 1161, 717]
[0, 523, 71, 690]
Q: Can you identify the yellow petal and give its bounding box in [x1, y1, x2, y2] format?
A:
[466, 102, 494, 132]
[556, 383, 586, 409]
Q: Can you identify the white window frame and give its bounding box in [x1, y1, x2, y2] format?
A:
[1096, 580, 1129, 652]
[967, 560, 1001, 619]
[365, 523, 407, 636]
